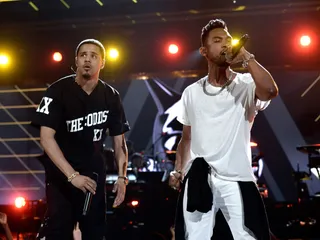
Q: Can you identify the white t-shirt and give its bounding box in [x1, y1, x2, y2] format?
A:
[177, 72, 270, 182]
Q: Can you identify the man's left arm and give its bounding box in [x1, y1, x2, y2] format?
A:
[113, 134, 128, 178]
[112, 134, 128, 207]
[107, 88, 130, 207]
[241, 49, 279, 101]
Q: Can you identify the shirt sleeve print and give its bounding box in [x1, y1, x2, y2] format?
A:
[31, 85, 63, 131]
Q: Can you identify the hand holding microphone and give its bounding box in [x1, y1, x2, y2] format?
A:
[70, 173, 97, 194]
[223, 34, 252, 65]
[230, 34, 250, 60]
[83, 172, 99, 216]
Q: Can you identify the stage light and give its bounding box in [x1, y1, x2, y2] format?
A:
[15, 196, 26, 209]
[107, 48, 119, 61]
[300, 35, 311, 47]
[0, 54, 9, 66]
[168, 44, 179, 54]
[250, 142, 258, 147]
[129, 200, 139, 207]
[53, 52, 63, 62]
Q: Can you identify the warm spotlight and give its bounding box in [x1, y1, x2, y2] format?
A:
[0, 54, 9, 66]
[15, 196, 26, 209]
[300, 35, 311, 47]
[53, 52, 63, 62]
[168, 44, 179, 54]
[250, 142, 258, 147]
[107, 48, 119, 61]
[130, 200, 139, 207]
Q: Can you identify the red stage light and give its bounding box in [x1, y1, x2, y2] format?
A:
[53, 52, 63, 62]
[15, 196, 26, 208]
[300, 35, 311, 47]
[168, 44, 179, 54]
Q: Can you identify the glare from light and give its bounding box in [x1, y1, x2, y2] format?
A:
[107, 48, 119, 60]
[53, 52, 63, 62]
[300, 35, 311, 47]
[168, 44, 179, 54]
[15, 196, 26, 209]
[0, 54, 9, 66]
[232, 5, 246, 11]
[232, 39, 239, 46]
[250, 142, 258, 147]
[137, 75, 148, 80]
[131, 200, 139, 207]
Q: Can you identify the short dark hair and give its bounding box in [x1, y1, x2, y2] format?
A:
[75, 39, 105, 60]
[201, 19, 228, 46]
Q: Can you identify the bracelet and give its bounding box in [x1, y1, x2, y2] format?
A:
[67, 172, 79, 182]
[118, 176, 129, 185]
[174, 169, 182, 174]
[242, 54, 255, 68]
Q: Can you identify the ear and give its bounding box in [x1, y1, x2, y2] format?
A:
[199, 46, 207, 57]
[75, 57, 78, 67]
[100, 59, 105, 69]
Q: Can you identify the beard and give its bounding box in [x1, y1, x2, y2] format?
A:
[211, 54, 230, 68]
[82, 71, 91, 80]
[213, 54, 230, 68]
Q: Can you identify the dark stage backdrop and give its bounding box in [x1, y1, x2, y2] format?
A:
[0, 69, 319, 204]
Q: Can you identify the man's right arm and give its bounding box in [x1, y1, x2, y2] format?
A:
[40, 126, 76, 180]
[175, 125, 191, 173]
[169, 125, 191, 190]
[40, 126, 96, 194]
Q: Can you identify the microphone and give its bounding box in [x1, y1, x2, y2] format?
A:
[230, 34, 250, 60]
[221, 34, 250, 62]
[82, 172, 99, 216]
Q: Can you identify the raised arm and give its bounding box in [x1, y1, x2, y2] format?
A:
[230, 48, 279, 101]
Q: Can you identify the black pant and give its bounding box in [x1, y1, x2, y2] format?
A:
[36, 178, 106, 240]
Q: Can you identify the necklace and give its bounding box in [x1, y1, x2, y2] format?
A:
[202, 73, 234, 96]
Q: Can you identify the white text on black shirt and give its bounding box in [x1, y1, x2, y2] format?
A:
[66, 110, 109, 132]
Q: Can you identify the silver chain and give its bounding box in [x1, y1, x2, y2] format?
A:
[202, 73, 234, 96]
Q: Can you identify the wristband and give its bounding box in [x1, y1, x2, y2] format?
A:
[242, 54, 255, 68]
[118, 176, 129, 185]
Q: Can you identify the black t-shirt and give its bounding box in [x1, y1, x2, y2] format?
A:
[32, 74, 130, 181]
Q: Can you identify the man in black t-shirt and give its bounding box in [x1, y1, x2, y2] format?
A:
[32, 39, 130, 240]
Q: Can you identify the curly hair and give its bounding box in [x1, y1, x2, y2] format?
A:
[201, 19, 228, 46]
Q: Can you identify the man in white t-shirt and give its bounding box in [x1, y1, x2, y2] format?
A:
[169, 19, 278, 240]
